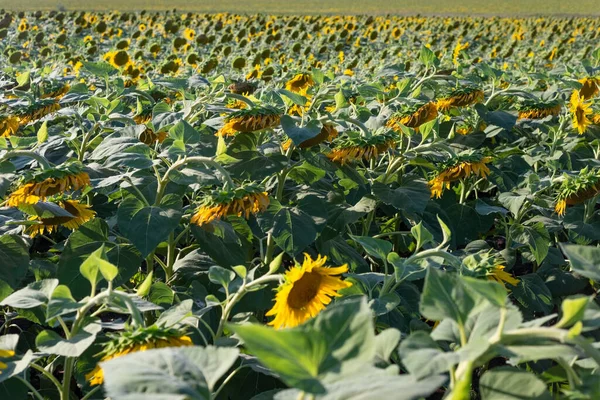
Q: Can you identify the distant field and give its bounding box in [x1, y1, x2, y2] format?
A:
[2, 0, 600, 16]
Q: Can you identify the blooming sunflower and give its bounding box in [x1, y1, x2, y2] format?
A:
[569, 90, 592, 135]
[266, 254, 352, 329]
[328, 130, 397, 165]
[282, 123, 338, 150]
[285, 73, 314, 93]
[386, 101, 438, 131]
[0, 115, 20, 137]
[190, 183, 270, 226]
[26, 199, 96, 237]
[516, 98, 562, 120]
[436, 87, 484, 112]
[15, 99, 61, 125]
[462, 251, 519, 289]
[217, 106, 281, 137]
[86, 325, 192, 386]
[554, 168, 600, 216]
[487, 265, 519, 288]
[428, 152, 492, 198]
[579, 77, 600, 100]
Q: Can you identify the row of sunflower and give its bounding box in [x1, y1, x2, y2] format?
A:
[1, 10, 600, 400]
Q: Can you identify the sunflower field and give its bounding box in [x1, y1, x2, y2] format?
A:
[2, 9, 600, 400]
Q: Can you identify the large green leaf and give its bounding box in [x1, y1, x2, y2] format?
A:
[230, 297, 375, 394]
[117, 194, 183, 258]
[560, 243, 600, 282]
[0, 235, 29, 289]
[420, 268, 476, 326]
[372, 179, 430, 215]
[36, 322, 101, 357]
[479, 367, 552, 400]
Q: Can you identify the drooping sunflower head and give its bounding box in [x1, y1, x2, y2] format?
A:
[328, 130, 397, 165]
[139, 127, 168, 145]
[569, 90, 592, 135]
[40, 80, 71, 100]
[7, 162, 91, 208]
[555, 168, 600, 216]
[14, 99, 61, 125]
[86, 325, 192, 386]
[266, 253, 352, 330]
[285, 73, 315, 93]
[26, 199, 96, 237]
[428, 151, 492, 198]
[386, 101, 438, 131]
[462, 251, 519, 289]
[436, 86, 484, 112]
[217, 105, 281, 137]
[226, 98, 248, 110]
[516, 98, 562, 120]
[579, 76, 600, 100]
[228, 81, 258, 95]
[0, 114, 20, 137]
[190, 183, 270, 226]
[282, 123, 338, 150]
[133, 107, 153, 125]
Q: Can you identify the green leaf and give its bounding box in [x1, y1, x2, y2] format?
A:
[560, 243, 600, 281]
[419, 45, 436, 68]
[411, 222, 434, 252]
[117, 195, 183, 258]
[0, 235, 29, 289]
[149, 282, 175, 308]
[37, 121, 48, 143]
[372, 179, 430, 215]
[554, 295, 591, 329]
[169, 120, 201, 145]
[79, 246, 118, 290]
[208, 265, 235, 288]
[232, 265, 247, 279]
[102, 346, 239, 398]
[420, 268, 476, 325]
[46, 285, 82, 321]
[374, 328, 401, 364]
[0, 279, 58, 309]
[479, 367, 552, 400]
[510, 222, 550, 264]
[36, 322, 101, 357]
[288, 162, 325, 185]
[511, 274, 553, 315]
[462, 277, 507, 308]
[136, 271, 154, 297]
[350, 235, 392, 260]
[229, 298, 375, 394]
[280, 115, 322, 146]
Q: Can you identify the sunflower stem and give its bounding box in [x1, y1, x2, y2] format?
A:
[345, 118, 371, 138]
[16, 376, 45, 400]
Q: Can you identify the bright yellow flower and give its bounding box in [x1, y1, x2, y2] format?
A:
[487, 265, 519, 288]
[436, 89, 484, 112]
[217, 107, 281, 137]
[285, 73, 314, 93]
[569, 91, 592, 135]
[429, 157, 491, 198]
[26, 200, 95, 237]
[191, 191, 269, 226]
[7, 172, 91, 208]
[183, 28, 196, 41]
[387, 102, 438, 131]
[0, 349, 15, 372]
[0, 116, 20, 137]
[266, 254, 352, 329]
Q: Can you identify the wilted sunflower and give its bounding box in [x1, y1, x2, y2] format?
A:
[139, 127, 168, 145]
[41, 82, 70, 100]
[428, 152, 492, 198]
[7, 164, 90, 207]
[86, 325, 192, 386]
[226, 98, 248, 110]
[285, 73, 314, 93]
[579, 77, 600, 100]
[436, 87, 484, 112]
[26, 199, 95, 237]
[15, 99, 61, 125]
[133, 108, 153, 124]
[328, 131, 397, 165]
[555, 168, 600, 216]
[569, 90, 592, 135]
[0, 115, 20, 137]
[386, 101, 438, 131]
[0, 349, 15, 372]
[228, 81, 257, 95]
[516, 98, 562, 120]
[282, 123, 338, 150]
[266, 254, 352, 329]
[190, 184, 269, 226]
[217, 106, 281, 137]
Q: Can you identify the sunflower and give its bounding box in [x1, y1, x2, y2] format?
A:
[16, 100, 61, 125]
[579, 77, 600, 100]
[41, 82, 70, 100]
[487, 265, 519, 288]
[190, 184, 269, 226]
[285, 73, 314, 93]
[0, 115, 20, 137]
[7, 165, 90, 208]
[569, 90, 592, 135]
[226, 98, 248, 110]
[183, 28, 196, 41]
[217, 106, 281, 137]
[282, 123, 338, 150]
[516, 99, 562, 120]
[228, 81, 258, 95]
[0, 349, 15, 372]
[554, 168, 600, 216]
[139, 127, 168, 145]
[429, 153, 492, 198]
[104, 50, 130, 69]
[266, 254, 352, 329]
[436, 87, 484, 112]
[26, 199, 95, 237]
[133, 108, 153, 124]
[327, 131, 396, 165]
[86, 325, 192, 386]
[386, 102, 438, 131]
[452, 40, 470, 65]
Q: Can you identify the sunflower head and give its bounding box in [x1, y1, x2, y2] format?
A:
[40, 81, 71, 100]
[86, 325, 192, 386]
[0, 348, 15, 372]
[217, 105, 281, 137]
[516, 98, 561, 120]
[190, 183, 270, 226]
[569, 90, 592, 135]
[428, 151, 492, 198]
[26, 199, 96, 237]
[283, 123, 339, 150]
[15, 99, 61, 125]
[436, 86, 484, 112]
[228, 81, 258, 95]
[327, 130, 397, 165]
[386, 101, 438, 131]
[285, 73, 315, 93]
[555, 168, 600, 216]
[579, 77, 600, 100]
[0, 115, 20, 137]
[266, 253, 352, 329]
[462, 251, 518, 289]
